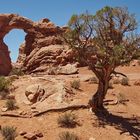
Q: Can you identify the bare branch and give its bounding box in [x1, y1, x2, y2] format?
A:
[112, 71, 127, 77]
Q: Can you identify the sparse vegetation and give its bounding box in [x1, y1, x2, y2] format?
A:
[0, 76, 10, 92]
[5, 99, 17, 110]
[9, 67, 24, 76]
[0, 77, 11, 99]
[113, 78, 120, 84]
[1, 126, 17, 140]
[70, 80, 80, 89]
[0, 91, 9, 100]
[121, 77, 129, 86]
[58, 113, 77, 128]
[59, 131, 79, 140]
[117, 93, 127, 105]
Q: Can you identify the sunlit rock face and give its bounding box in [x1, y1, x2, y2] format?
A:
[0, 14, 67, 75]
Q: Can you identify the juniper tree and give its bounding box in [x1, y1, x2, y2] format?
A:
[64, 7, 140, 111]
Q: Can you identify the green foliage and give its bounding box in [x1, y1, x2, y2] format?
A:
[58, 113, 77, 128]
[0, 77, 10, 92]
[70, 80, 80, 89]
[65, 6, 140, 109]
[65, 7, 139, 68]
[59, 131, 79, 140]
[5, 99, 16, 110]
[68, 14, 78, 26]
[1, 126, 17, 140]
[121, 77, 129, 86]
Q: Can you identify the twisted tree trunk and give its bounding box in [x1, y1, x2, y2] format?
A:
[89, 71, 111, 111]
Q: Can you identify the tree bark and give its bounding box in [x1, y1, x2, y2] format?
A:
[89, 79, 109, 111]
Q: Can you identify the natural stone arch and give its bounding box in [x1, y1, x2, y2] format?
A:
[4, 29, 27, 62]
[0, 14, 64, 75]
[0, 14, 35, 75]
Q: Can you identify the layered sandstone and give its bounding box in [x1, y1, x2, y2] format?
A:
[0, 14, 72, 75]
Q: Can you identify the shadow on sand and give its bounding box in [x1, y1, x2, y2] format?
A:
[94, 110, 140, 140]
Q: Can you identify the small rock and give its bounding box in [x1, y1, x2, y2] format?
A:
[28, 94, 34, 102]
[35, 131, 43, 138]
[19, 131, 27, 136]
[31, 109, 39, 113]
[18, 110, 24, 115]
[134, 80, 140, 86]
[18, 110, 27, 115]
[23, 100, 32, 105]
[24, 133, 37, 140]
[1, 107, 8, 112]
[31, 106, 36, 109]
[25, 84, 45, 103]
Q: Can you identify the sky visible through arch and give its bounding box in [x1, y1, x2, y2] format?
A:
[1, 0, 140, 62]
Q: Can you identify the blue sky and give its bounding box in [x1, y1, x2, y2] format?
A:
[1, 0, 140, 62]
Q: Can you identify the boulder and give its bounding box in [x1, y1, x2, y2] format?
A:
[25, 84, 45, 103]
[1, 107, 8, 112]
[19, 131, 27, 136]
[34, 130, 43, 138]
[57, 64, 79, 75]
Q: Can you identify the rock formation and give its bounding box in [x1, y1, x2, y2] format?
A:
[0, 14, 74, 75]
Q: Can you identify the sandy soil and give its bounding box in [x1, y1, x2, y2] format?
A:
[0, 65, 140, 140]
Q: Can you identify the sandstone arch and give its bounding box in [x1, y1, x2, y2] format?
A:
[4, 29, 26, 62]
[0, 14, 64, 75]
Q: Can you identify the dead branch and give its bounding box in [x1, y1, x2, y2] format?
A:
[0, 113, 30, 118]
[112, 71, 127, 77]
[33, 104, 88, 117]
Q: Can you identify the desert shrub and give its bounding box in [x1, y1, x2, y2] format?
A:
[0, 91, 9, 100]
[5, 99, 16, 110]
[9, 67, 24, 76]
[7, 75, 19, 83]
[0, 76, 10, 92]
[70, 80, 80, 89]
[59, 131, 79, 140]
[117, 93, 126, 105]
[1, 126, 17, 140]
[58, 113, 77, 128]
[121, 77, 129, 86]
[113, 78, 120, 84]
[89, 76, 98, 84]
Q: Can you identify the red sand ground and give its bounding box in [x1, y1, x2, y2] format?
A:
[0, 65, 140, 140]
